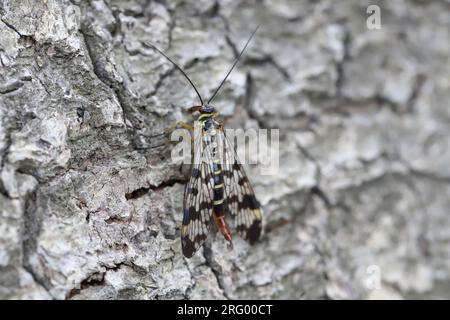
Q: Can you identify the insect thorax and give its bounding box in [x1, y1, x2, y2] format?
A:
[197, 108, 219, 132]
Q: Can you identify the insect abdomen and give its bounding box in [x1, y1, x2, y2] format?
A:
[210, 131, 232, 242]
[212, 163, 225, 215]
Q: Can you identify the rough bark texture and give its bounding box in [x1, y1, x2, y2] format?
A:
[1, 0, 450, 300]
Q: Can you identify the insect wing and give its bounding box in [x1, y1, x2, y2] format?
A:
[220, 131, 263, 244]
[181, 127, 215, 257]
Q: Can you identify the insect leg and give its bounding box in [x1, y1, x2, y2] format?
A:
[137, 121, 194, 149]
[187, 105, 202, 114]
[159, 121, 194, 135]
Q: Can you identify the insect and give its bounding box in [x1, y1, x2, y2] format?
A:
[145, 26, 262, 258]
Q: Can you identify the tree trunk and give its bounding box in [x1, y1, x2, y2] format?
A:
[1, 0, 449, 299]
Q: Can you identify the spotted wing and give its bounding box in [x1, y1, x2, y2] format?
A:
[181, 127, 214, 258]
[220, 130, 263, 244]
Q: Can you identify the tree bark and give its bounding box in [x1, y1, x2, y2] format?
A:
[1, 0, 450, 299]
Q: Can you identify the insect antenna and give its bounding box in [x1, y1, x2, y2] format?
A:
[207, 25, 260, 105]
[143, 41, 204, 106]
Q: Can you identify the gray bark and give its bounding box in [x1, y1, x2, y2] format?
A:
[1, 0, 450, 299]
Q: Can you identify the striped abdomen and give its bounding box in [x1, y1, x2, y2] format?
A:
[208, 125, 232, 241]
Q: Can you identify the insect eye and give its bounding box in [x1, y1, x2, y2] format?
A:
[201, 105, 214, 114]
